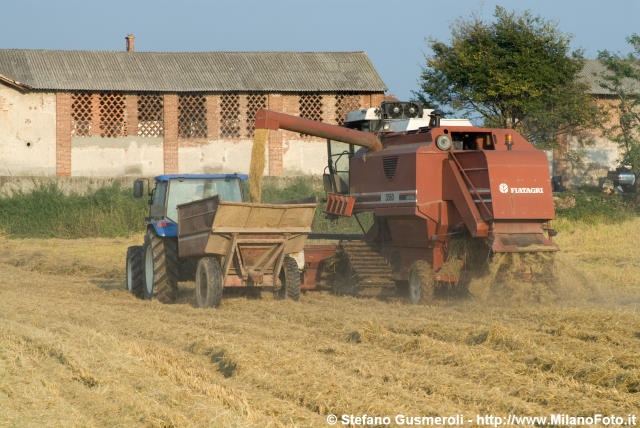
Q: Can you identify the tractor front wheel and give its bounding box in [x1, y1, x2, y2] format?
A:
[126, 245, 144, 298]
[143, 231, 179, 303]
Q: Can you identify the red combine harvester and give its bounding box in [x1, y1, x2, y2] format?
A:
[254, 103, 558, 302]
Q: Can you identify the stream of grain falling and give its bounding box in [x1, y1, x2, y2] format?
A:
[249, 129, 269, 202]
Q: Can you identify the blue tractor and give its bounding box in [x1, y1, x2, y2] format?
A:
[126, 174, 248, 302]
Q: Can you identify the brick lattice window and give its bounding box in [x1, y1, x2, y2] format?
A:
[137, 95, 164, 137]
[335, 93, 361, 126]
[178, 94, 208, 138]
[99, 93, 127, 137]
[299, 94, 323, 137]
[71, 92, 92, 136]
[220, 93, 241, 138]
[246, 94, 267, 137]
[299, 94, 323, 122]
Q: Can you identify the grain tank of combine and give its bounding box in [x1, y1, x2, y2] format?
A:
[254, 102, 558, 302]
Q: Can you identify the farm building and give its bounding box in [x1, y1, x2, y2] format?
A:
[0, 36, 386, 177]
[553, 59, 640, 187]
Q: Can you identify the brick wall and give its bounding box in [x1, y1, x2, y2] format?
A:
[125, 94, 139, 134]
[54, 90, 385, 177]
[205, 95, 220, 140]
[55, 93, 72, 176]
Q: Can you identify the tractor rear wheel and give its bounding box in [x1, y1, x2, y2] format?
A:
[143, 231, 179, 303]
[125, 245, 144, 298]
[195, 257, 223, 308]
[408, 261, 435, 304]
[274, 255, 300, 301]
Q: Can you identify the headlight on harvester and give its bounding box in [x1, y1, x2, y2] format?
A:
[436, 135, 452, 151]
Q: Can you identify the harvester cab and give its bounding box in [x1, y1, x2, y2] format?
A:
[325, 102, 477, 194]
[253, 105, 558, 302]
[343, 101, 473, 133]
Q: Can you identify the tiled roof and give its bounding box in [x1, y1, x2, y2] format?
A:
[579, 59, 640, 95]
[0, 50, 387, 93]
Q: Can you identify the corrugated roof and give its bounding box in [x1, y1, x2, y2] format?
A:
[0, 50, 387, 93]
[579, 59, 640, 95]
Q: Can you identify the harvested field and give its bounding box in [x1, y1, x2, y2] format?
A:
[1, 218, 639, 427]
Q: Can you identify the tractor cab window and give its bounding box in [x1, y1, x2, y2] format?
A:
[149, 181, 168, 218]
[451, 132, 495, 150]
[152, 181, 167, 206]
[165, 178, 243, 221]
[325, 140, 355, 194]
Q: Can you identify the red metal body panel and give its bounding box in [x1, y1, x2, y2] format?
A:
[324, 194, 355, 216]
[301, 245, 336, 289]
[484, 151, 555, 220]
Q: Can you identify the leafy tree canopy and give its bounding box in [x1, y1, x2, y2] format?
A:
[416, 6, 600, 148]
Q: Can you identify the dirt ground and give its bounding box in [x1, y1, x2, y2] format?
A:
[1, 219, 639, 427]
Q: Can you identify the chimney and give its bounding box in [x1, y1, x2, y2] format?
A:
[125, 34, 135, 52]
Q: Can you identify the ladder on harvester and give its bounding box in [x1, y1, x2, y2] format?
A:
[450, 152, 493, 220]
[444, 152, 493, 237]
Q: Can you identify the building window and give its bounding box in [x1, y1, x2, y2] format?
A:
[71, 92, 92, 136]
[99, 93, 127, 137]
[220, 93, 241, 138]
[335, 93, 361, 126]
[299, 94, 323, 137]
[178, 94, 207, 138]
[299, 94, 323, 122]
[246, 94, 267, 138]
[137, 95, 164, 137]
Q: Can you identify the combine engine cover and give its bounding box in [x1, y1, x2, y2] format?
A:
[484, 151, 556, 253]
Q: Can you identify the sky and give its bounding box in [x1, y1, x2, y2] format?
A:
[1, 0, 638, 100]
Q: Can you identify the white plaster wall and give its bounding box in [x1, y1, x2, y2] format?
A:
[282, 139, 328, 175]
[71, 136, 164, 176]
[178, 140, 262, 174]
[178, 138, 329, 176]
[0, 86, 56, 175]
[567, 136, 620, 187]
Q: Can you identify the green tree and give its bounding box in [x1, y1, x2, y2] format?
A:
[598, 35, 640, 196]
[416, 6, 599, 148]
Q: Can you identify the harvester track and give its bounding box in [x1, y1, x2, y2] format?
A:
[337, 241, 395, 293]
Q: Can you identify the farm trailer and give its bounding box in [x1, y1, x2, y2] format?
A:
[125, 174, 316, 307]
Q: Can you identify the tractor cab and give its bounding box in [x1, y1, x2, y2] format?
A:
[134, 174, 248, 237]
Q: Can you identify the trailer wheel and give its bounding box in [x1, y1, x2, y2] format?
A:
[126, 245, 144, 298]
[408, 261, 435, 304]
[143, 231, 179, 303]
[195, 257, 223, 308]
[274, 256, 300, 301]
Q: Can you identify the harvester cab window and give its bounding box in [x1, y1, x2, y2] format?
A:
[325, 140, 355, 194]
[450, 132, 495, 150]
[346, 119, 382, 133]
